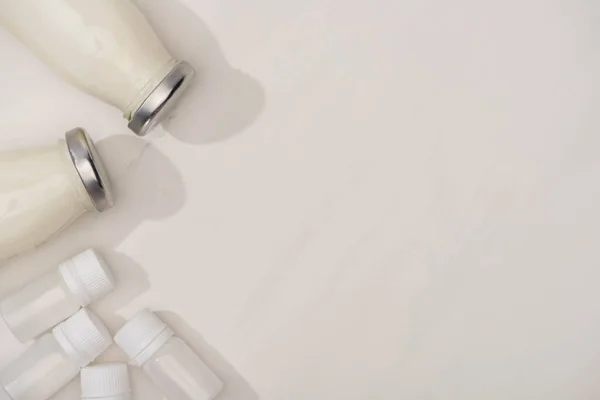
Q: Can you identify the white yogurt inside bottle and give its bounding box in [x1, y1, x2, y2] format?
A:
[0, 128, 113, 262]
[0, 0, 195, 136]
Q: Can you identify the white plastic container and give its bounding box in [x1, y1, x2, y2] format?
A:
[0, 128, 112, 262]
[81, 363, 131, 400]
[0, 309, 112, 400]
[114, 310, 224, 400]
[0, 0, 195, 136]
[0, 249, 115, 343]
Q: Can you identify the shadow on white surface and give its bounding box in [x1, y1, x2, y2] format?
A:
[94, 134, 187, 226]
[135, 0, 265, 144]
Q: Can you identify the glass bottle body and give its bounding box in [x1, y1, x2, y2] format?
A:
[0, 141, 93, 261]
[0, 0, 174, 118]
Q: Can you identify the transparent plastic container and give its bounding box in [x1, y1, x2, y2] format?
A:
[0, 249, 115, 342]
[0, 128, 113, 262]
[115, 310, 224, 400]
[0, 0, 195, 136]
[81, 363, 132, 400]
[0, 309, 112, 400]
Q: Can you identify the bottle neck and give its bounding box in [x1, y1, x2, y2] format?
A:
[131, 327, 174, 366]
[59, 140, 96, 212]
[123, 58, 178, 119]
[58, 260, 90, 306]
[52, 325, 89, 368]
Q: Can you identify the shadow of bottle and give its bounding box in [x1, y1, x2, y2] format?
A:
[134, 0, 266, 144]
[0, 134, 185, 296]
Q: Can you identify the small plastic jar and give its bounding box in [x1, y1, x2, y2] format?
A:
[0, 309, 112, 400]
[0, 128, 113, 262]
[114, 310, 224, 400]
[81, 364, 132, 400]
[0, 0, 195, 136]
[0, 248, 115, 342]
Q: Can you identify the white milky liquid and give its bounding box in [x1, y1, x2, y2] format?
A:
[0, 0, 175, 117]
[0, 141, 93, 262]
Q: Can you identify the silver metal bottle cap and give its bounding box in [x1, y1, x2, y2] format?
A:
[128, 60, 195, 136]
[65, 128, 114, 212]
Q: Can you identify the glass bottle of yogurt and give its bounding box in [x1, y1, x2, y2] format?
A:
[0, 0, 195, 136]
[0, 128, 113, 262]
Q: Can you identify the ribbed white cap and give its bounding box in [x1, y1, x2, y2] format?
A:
[59, 249, 115, 306]
[114, 309, 173, 365]
[81, 363, 131, 400]
[52, 309, 112, 367]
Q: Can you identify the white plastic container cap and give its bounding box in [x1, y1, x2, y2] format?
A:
[81, 363, 131, 400]
[114, 309, 173, 366]
[52, 309, 112, 367]
[59, 249, 115, 305]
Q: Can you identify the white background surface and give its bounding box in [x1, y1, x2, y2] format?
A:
[0, 0, 599, 399]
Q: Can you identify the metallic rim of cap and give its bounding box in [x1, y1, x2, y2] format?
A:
[65, 128, 114, 212]
[127, 60, 196, 136]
